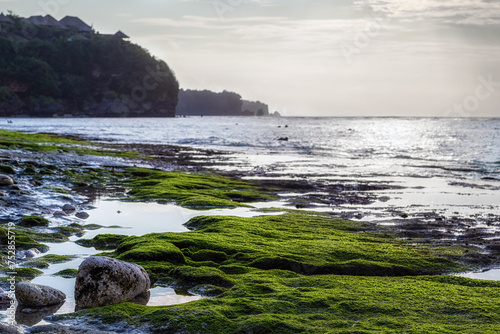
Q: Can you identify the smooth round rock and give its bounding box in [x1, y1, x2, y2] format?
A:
[75, 256, 150, 309]
[75, 211, 90, 219]
[53, 211, 67, 216]
[62, 204, 77, 213]
[0, 175, 14, 186]
[15, 282, 66, 307]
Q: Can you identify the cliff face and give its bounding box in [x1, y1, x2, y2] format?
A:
[0, 14, 178, 117]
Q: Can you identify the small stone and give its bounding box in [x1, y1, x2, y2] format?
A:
[15, 282, 66, 307]
[24, 248, 41, 258]
[62, 204, 77, 213]
[53, 211, 67, 216]
[75, 211, 90, 219]
[0, 174, 14, 186]
[0, 191, 7, 197]
[75, 256, 150, 309]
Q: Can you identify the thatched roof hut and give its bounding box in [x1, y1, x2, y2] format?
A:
[114, 30, 129, 39]
[0, 12, 14, 24]
[59, 16, 92, 33]
[28, 15, 66, 29]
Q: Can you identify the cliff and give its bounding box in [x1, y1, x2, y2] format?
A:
[0, 13, 178, 117]
[177, 89, 274, 116]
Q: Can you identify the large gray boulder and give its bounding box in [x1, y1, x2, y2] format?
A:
[15, 282, 66, 307]
[75, 256, 151, 309]
[0, 175, 14, 186]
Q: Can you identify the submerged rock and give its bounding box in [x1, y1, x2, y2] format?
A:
[15, 282, 66, 307]
[75, 256, 151, 309]
[0, 174, 14, 186]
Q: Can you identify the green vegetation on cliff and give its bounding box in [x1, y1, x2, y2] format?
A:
[0, 13, 178, 117]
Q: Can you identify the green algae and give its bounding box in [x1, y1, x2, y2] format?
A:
[123, 168, 275, 209]
[0, 266, 43, 278]
[54, 268, 78, 278]
[102, 213, 464, 279]
[58, 273, 500, 333]
[0, 129, 140, 159]
[0, 226, 68, 252]
[52, 209, 499, 333]
[19, 215, 50, 227]
[76, 234, 129, 250]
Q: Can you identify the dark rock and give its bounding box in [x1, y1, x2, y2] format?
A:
[0, 165, 15, 174]
[53, 211, 67, 216]
[75, 211, 90, 219]
[62, 204, 77, 213]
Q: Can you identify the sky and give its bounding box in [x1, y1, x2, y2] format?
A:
[1, 0, 500, 117]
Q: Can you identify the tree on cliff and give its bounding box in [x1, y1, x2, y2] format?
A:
[0, 13, 179, 117]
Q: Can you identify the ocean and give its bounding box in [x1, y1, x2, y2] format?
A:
[2, 116, 498, 203]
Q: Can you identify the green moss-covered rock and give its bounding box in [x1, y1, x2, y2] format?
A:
[58, 274, 500, 333]
[106, 213, 464, 277]
[0, 267, 43, 278]
[0, 226, 67, 252]
[190, 249, 228, 263]
[76, 234, 129, 250]
[54, 268, 78, 278]
[116, 237, 186, 264]
[39, 254, 76, 264]
[0, 165, 15, 174]
[19, 215, 50, 227]
[124, 168, 275, 209]
[51, 212, 500, 333]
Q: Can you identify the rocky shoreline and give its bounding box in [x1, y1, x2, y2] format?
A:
[0, 130, 500, 333]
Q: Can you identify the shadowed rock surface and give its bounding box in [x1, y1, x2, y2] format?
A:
[15, 282, 66, 307]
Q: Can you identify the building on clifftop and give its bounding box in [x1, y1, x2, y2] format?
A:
[59, 16, 92, 33]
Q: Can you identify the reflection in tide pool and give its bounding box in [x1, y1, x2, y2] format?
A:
[0, 199, 276, 326]
[459, 268, 500, 281]
[82, 198, 272, 239]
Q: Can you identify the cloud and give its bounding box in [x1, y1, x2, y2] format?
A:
[353, 0, 500, 25]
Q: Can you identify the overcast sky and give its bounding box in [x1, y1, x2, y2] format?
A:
[2, 0, 500, 116]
